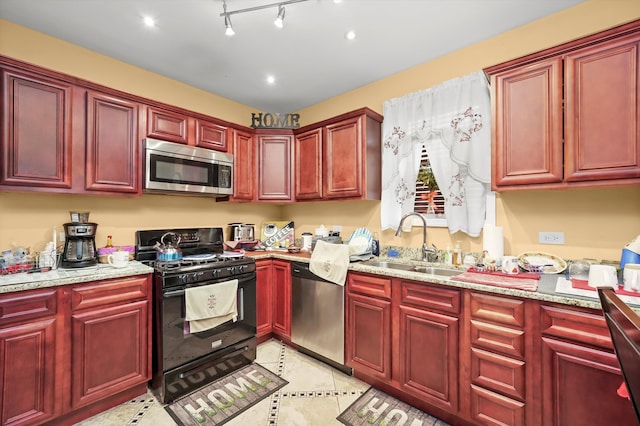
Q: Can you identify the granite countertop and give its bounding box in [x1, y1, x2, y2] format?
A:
[2, 251, 636, 313]
[0, 261, 154, 294]
[248, 250, 639, 312]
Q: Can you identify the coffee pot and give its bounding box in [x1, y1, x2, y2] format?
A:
[61, 222, 98, 268]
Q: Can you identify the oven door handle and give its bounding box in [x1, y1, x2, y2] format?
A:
[164, 289, 185, 297]
[178, 345, 251, 379]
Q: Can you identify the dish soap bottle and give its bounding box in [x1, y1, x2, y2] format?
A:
[445, 245, 453, 266]
[106, 235, 113, 248]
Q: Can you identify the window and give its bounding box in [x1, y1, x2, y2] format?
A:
[412, 145, 496, 229]
[414, 145, 447, 227]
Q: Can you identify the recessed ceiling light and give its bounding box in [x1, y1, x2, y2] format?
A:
[266, 75, 276, 85]
[345, 30, 356, 40]
[143, 16, 156, 27]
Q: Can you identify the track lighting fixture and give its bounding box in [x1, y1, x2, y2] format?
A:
[274, 5, 285, 29]
[223, 1, 234, 36]
[220, 0, 310, 35]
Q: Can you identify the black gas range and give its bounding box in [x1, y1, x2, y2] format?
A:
[135, 227, 257, 403]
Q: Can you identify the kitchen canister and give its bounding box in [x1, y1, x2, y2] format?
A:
[301, 232, 313, 252]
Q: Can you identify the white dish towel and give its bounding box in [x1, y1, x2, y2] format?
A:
[309, 240, 351, 286]
[185, 279, 238, 333]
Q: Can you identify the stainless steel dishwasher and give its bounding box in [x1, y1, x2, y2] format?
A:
[291, 262, 351, 374]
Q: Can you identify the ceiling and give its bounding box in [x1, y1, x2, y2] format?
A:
[0, 0, 585, 113]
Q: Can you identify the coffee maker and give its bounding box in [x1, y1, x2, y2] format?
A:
[61, 223, 98, 268]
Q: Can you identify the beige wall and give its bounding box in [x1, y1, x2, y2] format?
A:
[1, 0, 640, 261]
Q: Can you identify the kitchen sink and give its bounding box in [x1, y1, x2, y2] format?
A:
[363, 261, 462, 277]
[364, 261, 415, 271]
[412, 266, 463, 277]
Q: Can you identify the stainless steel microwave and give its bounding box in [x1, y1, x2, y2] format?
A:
[143, 138, 233, 196]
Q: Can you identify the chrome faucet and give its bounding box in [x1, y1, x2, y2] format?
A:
[395, 212, 438, 262]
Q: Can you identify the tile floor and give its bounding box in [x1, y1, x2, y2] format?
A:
[76, 339, 370, 425]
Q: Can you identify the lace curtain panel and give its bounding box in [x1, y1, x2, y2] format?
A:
[381, 71, 491, 237]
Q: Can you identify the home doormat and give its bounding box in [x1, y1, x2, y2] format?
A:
[165, 363, 287, 426]
[337, 387, 451, 426]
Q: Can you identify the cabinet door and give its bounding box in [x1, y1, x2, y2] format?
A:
[85, 90, 140, 193]
[0, 289, 59, 426]
[398, 304, 459, 412]
[256, 259, 273, 339]
[294, 128, 322, 200]
[145, 106, 189, 144]
[0, 318, 58, 425]
[323, 116, 363, 198]
[70, 299, 149, 409]
[195, 119, 227, 152]
[231, 128, 255, 201]
[491, 58, 564, 189]
[272, 260, 291, 338]
[1, 69, 73, 189]
[541, 337, 637, 425]
[564, 32, 640, 182]
[346, 292, 392, 380]
[256, 133, 293, 201]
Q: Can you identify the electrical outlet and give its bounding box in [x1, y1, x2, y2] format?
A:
[539, 231, 564, 245]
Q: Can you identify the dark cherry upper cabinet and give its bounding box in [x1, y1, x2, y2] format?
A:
[195, 118, 227, 151]
[145, 106, 189, 144]
[0, 67, 74, 190]
[256, 130, 293, 202]
[294, 128, 323, 200]
[564, 32, 640, 182]
[294, 107, 383, 201]
[230, 127, 255, 201]
[485, 20, 640, 191]
[489, 58, 564, 188]
[85, 91, 140, 194]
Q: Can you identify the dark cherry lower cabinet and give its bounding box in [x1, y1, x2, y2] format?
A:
[255, 259, 273, 339]
[540, 305, 637, 426]
[346, 273, 392, 381]
[0, 275, 152, 426]
[255, 259, 291, 343]
[0, 289, 59, 425]
[346, 273, 637, 426]
[396, 280, 460, 413]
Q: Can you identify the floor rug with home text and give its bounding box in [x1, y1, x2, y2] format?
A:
[337, 386, 451, 426]
[165, 363, 287, 426]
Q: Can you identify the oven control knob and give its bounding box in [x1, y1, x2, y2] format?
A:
[179, 274, 189, 284]
[211, 269, 219, 278]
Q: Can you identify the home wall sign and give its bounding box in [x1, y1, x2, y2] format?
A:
[251, 112, 300, 129]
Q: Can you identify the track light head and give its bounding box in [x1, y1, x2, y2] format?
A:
[224, 14, 235, 36]
[274, 5, 285, 29]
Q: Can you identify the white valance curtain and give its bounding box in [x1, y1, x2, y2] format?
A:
[380, 71, 492, 237]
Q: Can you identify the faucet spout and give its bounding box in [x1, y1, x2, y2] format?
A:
[396, 212, 437, 262]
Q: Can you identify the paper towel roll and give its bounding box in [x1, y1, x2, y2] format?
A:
[483, 224, 504, 261]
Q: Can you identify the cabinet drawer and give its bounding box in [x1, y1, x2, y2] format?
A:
[470, 385, 525, 426]
[540, 305, 611, 349]
[399, 280, 460, 314]
[71, 275, 150, 311]
[0, 289, 57, 326]
[469, 292, 525, 328]
[471, 347, 525, 401]
[347, 273, 391, 300]
[470, 320, 525, 358]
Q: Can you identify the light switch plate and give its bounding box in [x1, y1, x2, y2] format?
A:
[539, 231, 564, 245]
